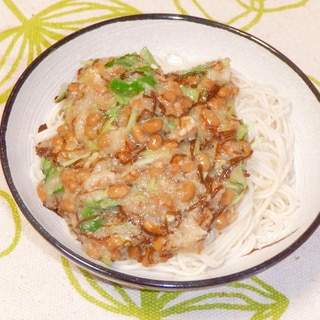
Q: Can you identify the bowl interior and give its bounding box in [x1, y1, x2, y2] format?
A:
[1, 15, 320, 289]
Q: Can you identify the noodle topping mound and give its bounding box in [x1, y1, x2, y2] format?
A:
[36, 48, 253, 266]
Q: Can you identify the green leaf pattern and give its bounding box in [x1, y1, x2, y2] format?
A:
[0, 190, 21, 258]
[0, 0, 318, 319]
[62, 256, 288, 319]
[0, 0, 141, 104]
[173, 0, 310, 30]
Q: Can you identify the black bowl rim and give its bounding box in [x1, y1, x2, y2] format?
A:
[1, 13, 320, 290]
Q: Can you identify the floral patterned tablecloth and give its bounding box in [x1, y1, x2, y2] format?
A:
[0, 1, 319, 319]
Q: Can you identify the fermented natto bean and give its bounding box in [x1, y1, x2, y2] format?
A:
[207, 97, 224, 109]
[118, 105, 131, 126]
[57, 124, 69, 134]
[122, 169, 140, 184]
[180, 156, 194, 173]
[232, 86, 240, 95]
[60, 168, 77, 183]
[66, 180, 78, 193]
[86, 112, 102, 126]
[143, 220, 164, 235]
[141, 118, 163, 133]
[36, 182, 47, 202]
[84, 126, 97, 140]
[106, 236, 123, 253]
[99, 131, 111, 149]
[152, 193, 173, 208]
[162, 90, 177, 103]
[200, 108, 219, 127]
[153, 236, 167, 251]
[180, 181, 196, 202]
[213, 213, 228, 230]
[51, 135, 65, 148]
[171, 154, 193, 172]
[108, 183, 130, 199]
[60, 199, 76, 213]
[76, 169, 90, 184]
[170, 82, 182, 95]
[67, 82, 81, 94]
[181, 96, 193, 109]
[213, 60, 223, 71]
[162, 140, 179, 150]
[149, 165, 165, 177]
[240, 140, 252, 156]
[200, 78, 215, 91]
[127, 246, 141, 259]
[220, 188, 235, 206]
[131, 124, 148, 144]
[65, 130, 76, 142]
[147, 134, 163, 150]
[60, 169, 78, 193]
[197, 152, 211, 171]
[217, 85, 232, 98]
[184, 75, 200, 86]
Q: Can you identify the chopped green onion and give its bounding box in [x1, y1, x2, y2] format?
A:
[136, 66, 151, 73]
[79, 197, 120, 232]
[107, 78, 145, 107]
[236, 120, 248, 140]
[98, 198, 119, 209]
[41, 158, 59, 181]
[101, 117, 116, 133]
[107, 73, 156, 108]
[108, 78, 144, 93]
[148, 177, 157, 192]
[222, 57, 231, 67]
[54, 91, 67, 103]
[236, 120, 257, 140]
[134, 149, 172, 167]
[140, 47, 159, 67]
[41, 158, 64, 195]
[139, 74, 157, 87]
[101, 104, 123, 133]
[126, 108, 138, 133]
[81, 59, 94, 67]
[225, 165, 247, 205]
[80, 216, 103, 233]
[60, 151, 91, 167]
[105, 104, 123, 118]
[100, 256, 112, 266]
[80, 198, 119, 218]
[105, 53, 140, 68]
[181, 86, 199, 102]
[251, 136, 264, 149]
[53, 185, 65, 194]
[106, 49, 158, 110]
[80, 207, 96, 218]
[179, 64, 208, 77]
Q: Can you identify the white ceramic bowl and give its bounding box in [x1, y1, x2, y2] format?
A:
[1, 14, 319, 289]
